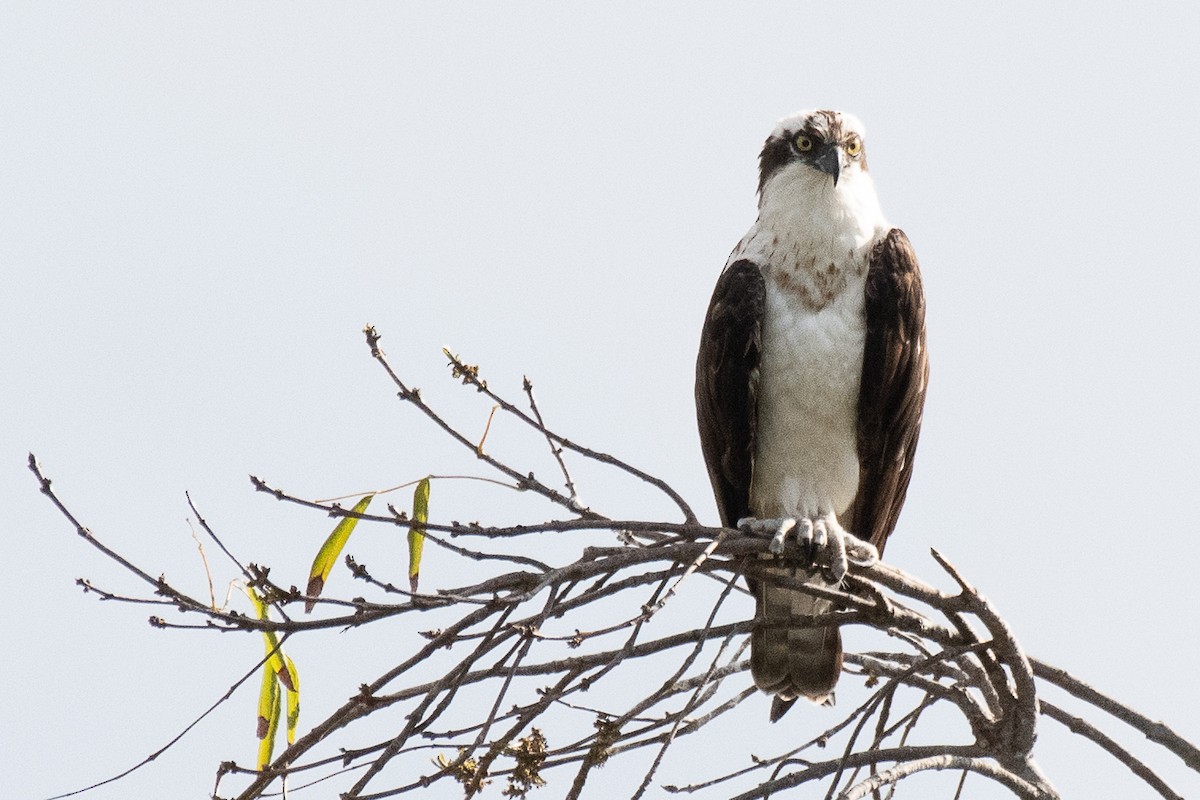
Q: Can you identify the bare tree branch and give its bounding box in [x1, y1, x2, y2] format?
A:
[30, 331, 1200, 800]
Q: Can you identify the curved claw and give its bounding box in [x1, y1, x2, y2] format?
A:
[809, 518, 827, 563]
[767, 518, 796, 554]
[793, 518, 815, 560]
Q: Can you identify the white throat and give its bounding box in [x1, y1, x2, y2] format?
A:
[731, 161, 887, 274]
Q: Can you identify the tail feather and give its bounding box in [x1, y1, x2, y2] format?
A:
[751, 563, 843, 720]
[769, 696, 798, 723]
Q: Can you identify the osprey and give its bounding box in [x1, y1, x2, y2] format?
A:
[695, 110, 928, 721]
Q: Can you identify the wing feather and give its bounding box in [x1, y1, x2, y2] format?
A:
[694, 259, 765, 529]
[844, 228, 929, 555]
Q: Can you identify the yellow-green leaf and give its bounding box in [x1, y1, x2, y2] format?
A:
[256, 656, 281, 769]
[305, 494, 374, 612]
[284, 653, 300, 744]
[244, 586, 287, 688]
[244, 585, 301, 763]
[408, 478, 430, 592]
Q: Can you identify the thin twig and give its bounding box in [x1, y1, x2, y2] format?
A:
[475, 403, 500, 455]
[438, 344, 697, 523]
[523, 375, 585, 513]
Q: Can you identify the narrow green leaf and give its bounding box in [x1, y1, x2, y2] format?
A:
[244, 586, 287, 686]
[408, 478, 430, 592]
[305, 494, 374, 612]
[256, 658, 281, 769]
[284, 653, 300, 745]
[244, 585, 300, 763]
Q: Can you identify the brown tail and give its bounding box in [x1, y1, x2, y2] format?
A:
[750, 563, 843, 721]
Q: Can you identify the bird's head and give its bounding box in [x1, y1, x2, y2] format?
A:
[757, 110, 870, 198]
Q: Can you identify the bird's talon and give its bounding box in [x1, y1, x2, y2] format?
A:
[739, 514, 877, 576]
[827, 526, 850, 581]
[792, 518, 814, 559]
[768, 518, 796, 554]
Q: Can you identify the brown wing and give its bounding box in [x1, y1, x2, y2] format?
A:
[694, 259, 765, 529]
[843, 228, 929, 555]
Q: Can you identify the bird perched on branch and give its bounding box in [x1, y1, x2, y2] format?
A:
[695, 110, 928, 721]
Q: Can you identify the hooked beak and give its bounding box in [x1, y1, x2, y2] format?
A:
[813, 143, 841, 186]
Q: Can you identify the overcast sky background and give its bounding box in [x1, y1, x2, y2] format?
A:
[4, 3, 1200, 799]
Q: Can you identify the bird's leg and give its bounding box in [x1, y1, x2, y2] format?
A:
[738, 513, 878, 581]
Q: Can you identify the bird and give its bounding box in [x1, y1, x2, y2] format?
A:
[695, 110, 928, 722]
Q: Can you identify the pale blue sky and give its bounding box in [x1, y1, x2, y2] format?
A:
[3, 3, 1199, 798]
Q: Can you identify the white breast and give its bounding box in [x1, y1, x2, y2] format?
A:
[736, 162, 888, 520]
[751, 273, 866, 519]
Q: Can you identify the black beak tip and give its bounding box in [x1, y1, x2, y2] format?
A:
[813, 145, 841, 186]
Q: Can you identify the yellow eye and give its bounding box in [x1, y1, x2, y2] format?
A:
[794, 134, 814, 152]
[845, 137, 862, 156]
